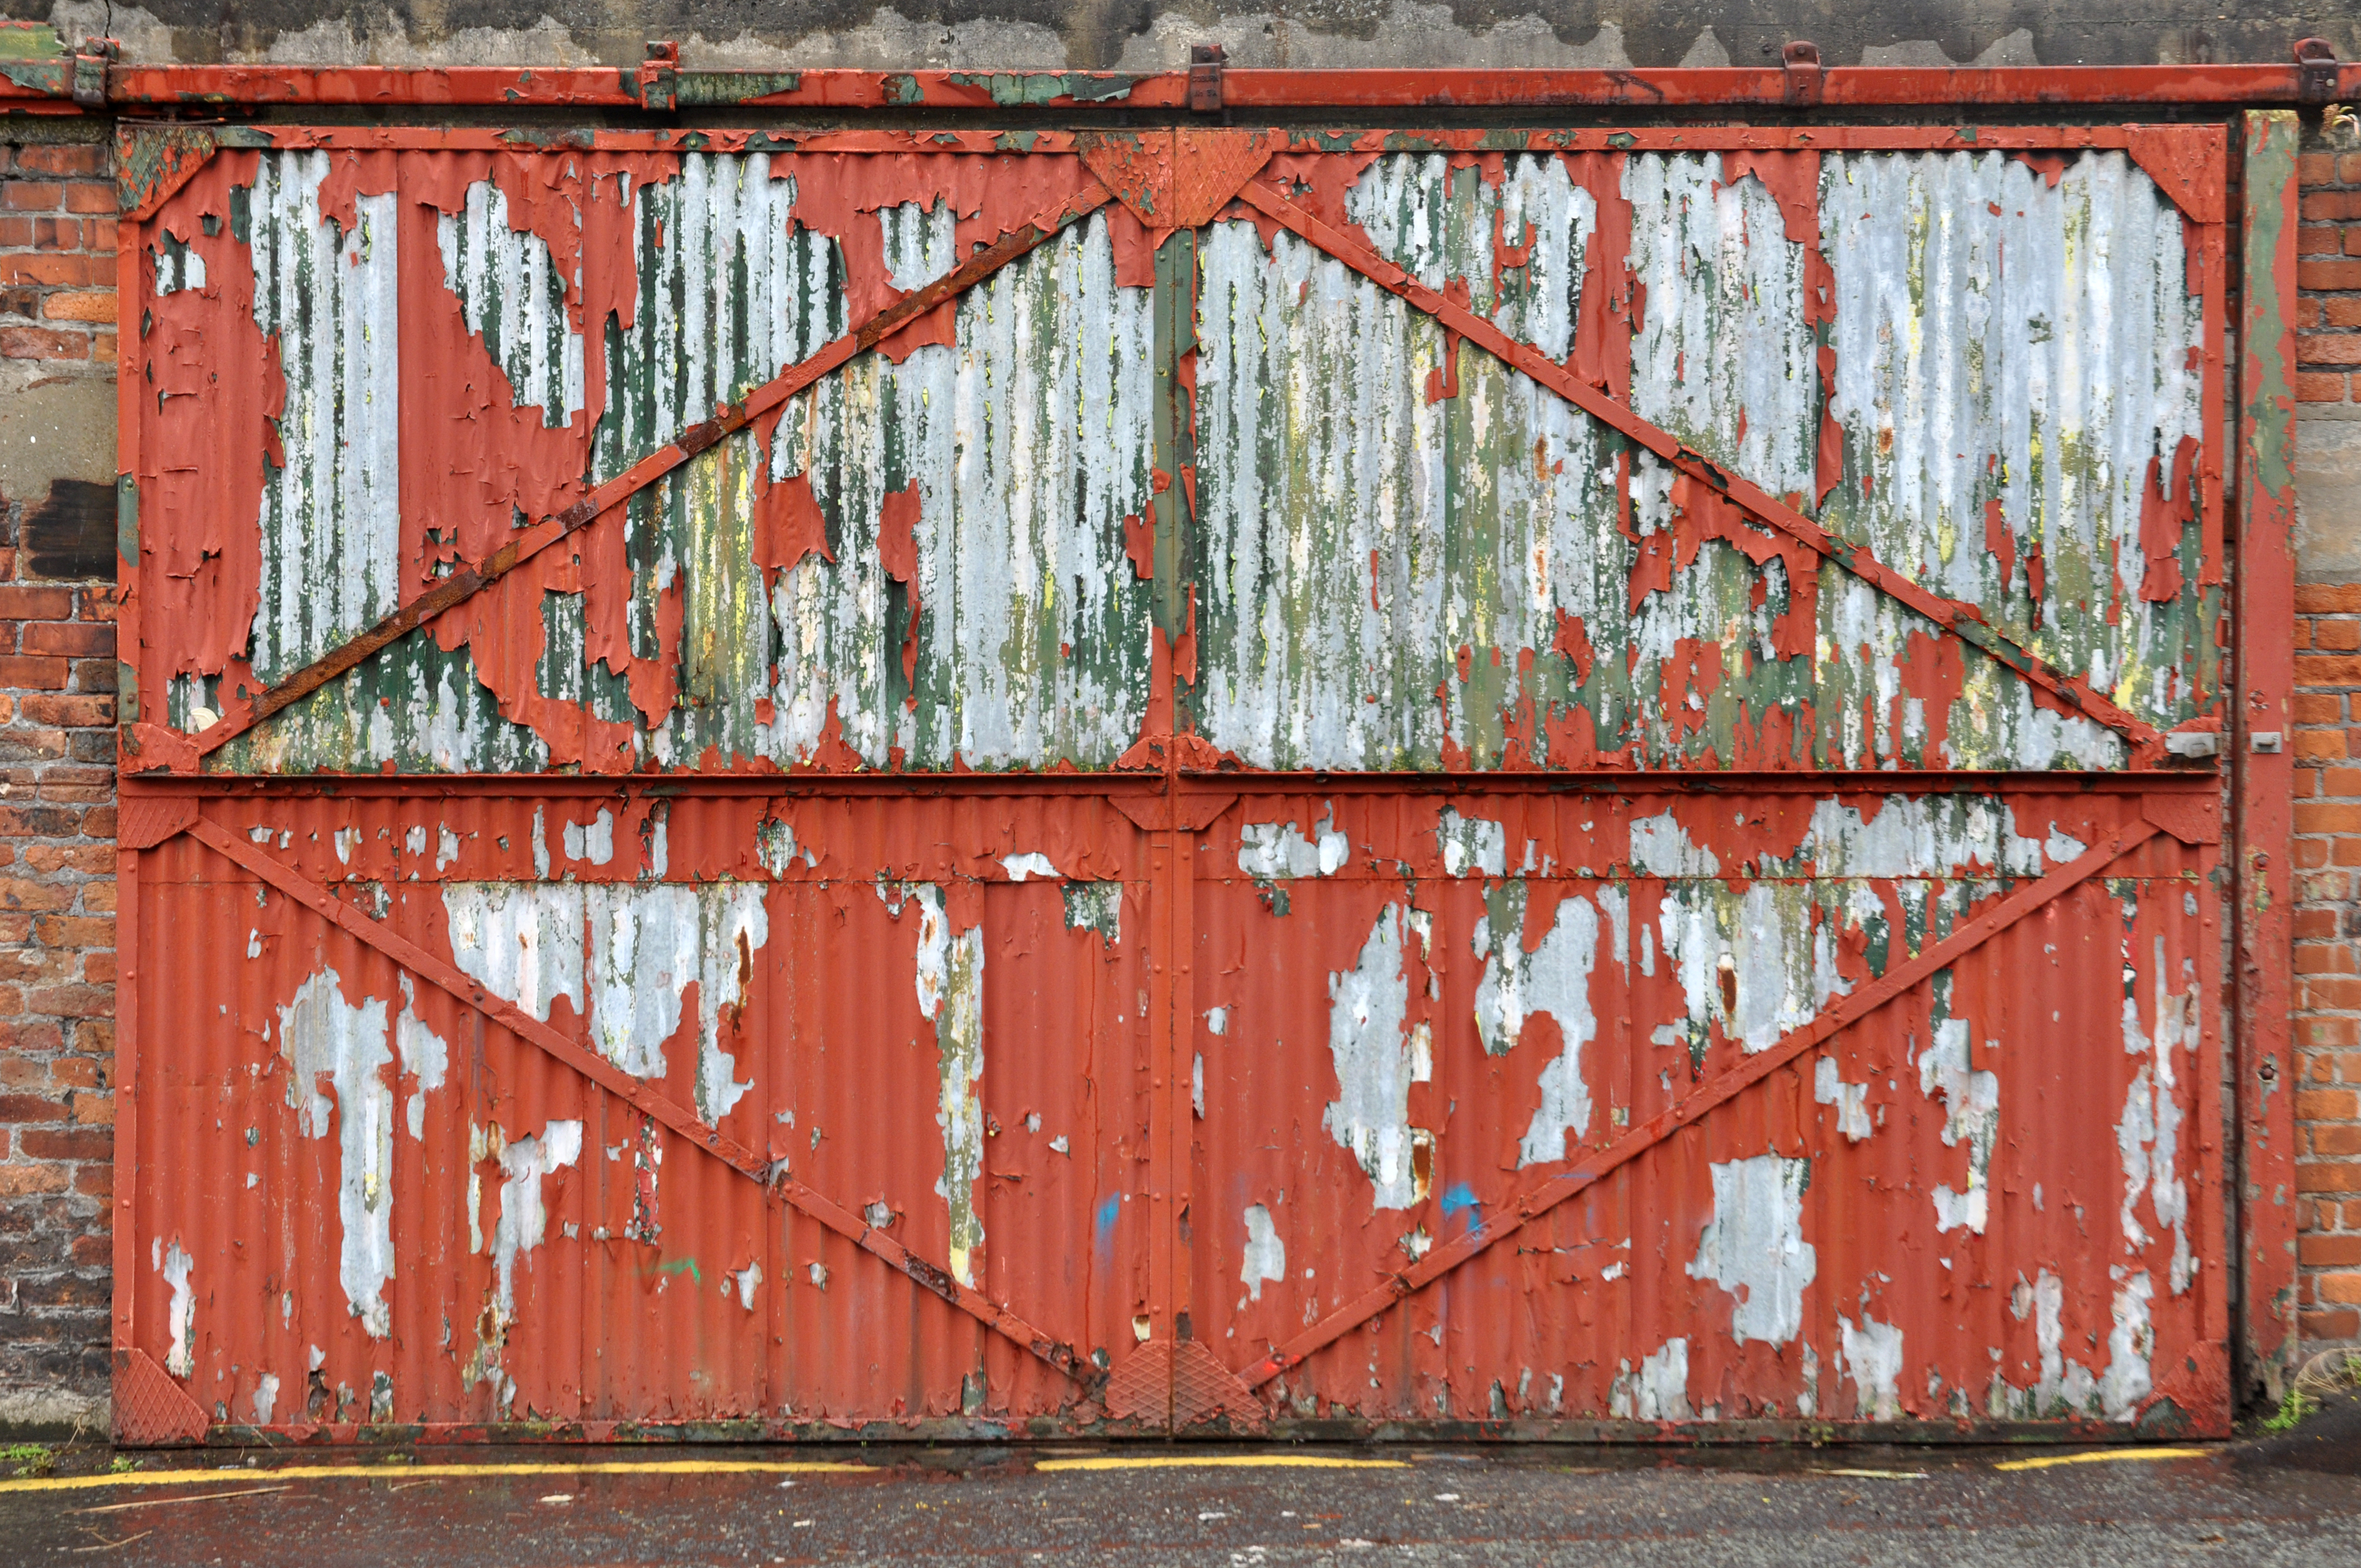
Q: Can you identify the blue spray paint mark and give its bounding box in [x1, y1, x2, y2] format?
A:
[1095, 1195, 1120, 1254]
[1439, 1184, 1481, 1223]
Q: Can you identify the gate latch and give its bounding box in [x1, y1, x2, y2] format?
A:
[1190, 42, 1225, 113]
[640, 40, 680, 112]
[71, 35, 117, 109]
[2297, 38, 2339, 105]
[1783, 40, 1823, 107]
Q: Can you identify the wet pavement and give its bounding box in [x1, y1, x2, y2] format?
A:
[3, 1423, 2360, 1566]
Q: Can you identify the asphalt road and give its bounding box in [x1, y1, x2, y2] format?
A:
[3, 1418, 2359, 1566]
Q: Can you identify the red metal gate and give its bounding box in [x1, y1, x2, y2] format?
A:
[114, 110, 2246, 1442]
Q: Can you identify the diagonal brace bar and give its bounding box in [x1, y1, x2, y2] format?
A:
[1234, 180, 2160, 748]
[1239, 816, 2165, 1387]
[188, 184, 1116, 764]
[175, 815, 1100, 1393]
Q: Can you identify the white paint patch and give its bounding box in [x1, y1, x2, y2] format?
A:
[2103, 1271, 2156, 1422]
[1629, 812, 1720, 878]
[1922, 1015, 1999, 1234]
[493, 1120, 582, 1327]
[1609, 1339, 1693, 1421]
[562, 810, 615, 865]
[1839, 1314, 1905, 1420]
[444, 881, 768, 1123]
[1470, 886, 1601, 1166]
[443, 884, 586, 1023]
[1436, 808, 1508, 878]
[1658, 883, 1849, 1055]
[1792, 796, 2069, 879]
[438, 826, 461, 872]
[1000, 851, 1061, 881]
[1061, 883, 1122, 945]
[586, 883, 769, 1122]
[1687, 1156, 1816, 1345]
[882, 882, 987, 1288]
[754, 816, 814, 876]
[395, 977, 448, 1144]
[161, 1241, 195, 1379]
[250, 1371, 280, 1426]
[2119, 939, 2197, 1294]
[732, 1262, 761, 1311]
[1239, 812, 1350, 881]
[1814, 1056, 1873, 1142]
[1323, 906, 1419, 1210]
[278, 967, 396, 1338]
[1205, 1006, 1229, 1036]
[1241, 1204, 1287, 1302]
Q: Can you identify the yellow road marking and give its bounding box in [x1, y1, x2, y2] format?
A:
[1036, 1456, 1408, 1472]
[1993, 1447, 2212, 1472]
[0, 1460, 871, 1495]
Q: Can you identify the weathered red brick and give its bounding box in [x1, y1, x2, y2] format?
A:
[0, 325, 86, 361]
[18, 694, 112, 727]
[12, 145, 106, 178]
[39, 291, 112, 324]
[20, 623, 112, 658]
[1, 181, 63, 210]
[14, 1127, 108, 1162]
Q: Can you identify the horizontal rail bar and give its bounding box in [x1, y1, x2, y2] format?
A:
[113, 767, 2223, 801]
[23, 62, 2357, 111]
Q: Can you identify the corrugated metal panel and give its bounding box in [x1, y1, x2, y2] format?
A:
[118, 124, 2231, 1442]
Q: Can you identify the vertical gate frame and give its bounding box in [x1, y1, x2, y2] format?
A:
[2235, 109, 2302, 1406]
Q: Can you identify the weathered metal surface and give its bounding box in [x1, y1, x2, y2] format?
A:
[124, 793, 1151, 1434]
[2234, 111, 2299, 1407]
[1193, 788, 2223, 1431]
[117, 122, 2239, 1442]
[1192, 145, 2218, 771]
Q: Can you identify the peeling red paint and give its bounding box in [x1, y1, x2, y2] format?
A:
[2140, 435, 2199, 603]
[878, 478, 925, 687]
[135, 150, 277, 684]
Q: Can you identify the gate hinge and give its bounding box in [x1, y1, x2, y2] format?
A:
[2295, 37, 2339, 106]
[1189, 42, 1225, 113]
[72, 35, 117, 109]
[640, 39, 680, 112]
[1782, 40, 1823, 107]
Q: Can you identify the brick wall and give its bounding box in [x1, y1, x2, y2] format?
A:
[0, 131, 117, 1431]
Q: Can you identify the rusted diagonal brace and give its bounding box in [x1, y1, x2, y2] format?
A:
[1233, 181, 2159, 748]
[1239, 816, 2164, 1388]
[174, 815, 1100, 1393]
[191, 185, 1118, 763]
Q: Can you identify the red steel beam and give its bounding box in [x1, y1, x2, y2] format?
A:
[50, 61, 2361, 112]
[164, 812, 1100, 1392]
[2235, 108, 2300, 1406]
[1240, 812, 2174, 1387]
[1234, 178, 2167, 749]
[178, 184, 1114, 768]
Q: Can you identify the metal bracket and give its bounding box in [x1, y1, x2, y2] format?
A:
[1189, 42, 1225, 113]
[2297, 38, 2338, 106]
[72, 35, 117, 109]
[2251, 729, 2285, 753]
[639, 39, 679, 112]
[2164, 729, 2223, 759]
[1783, 40, 1823, 107]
